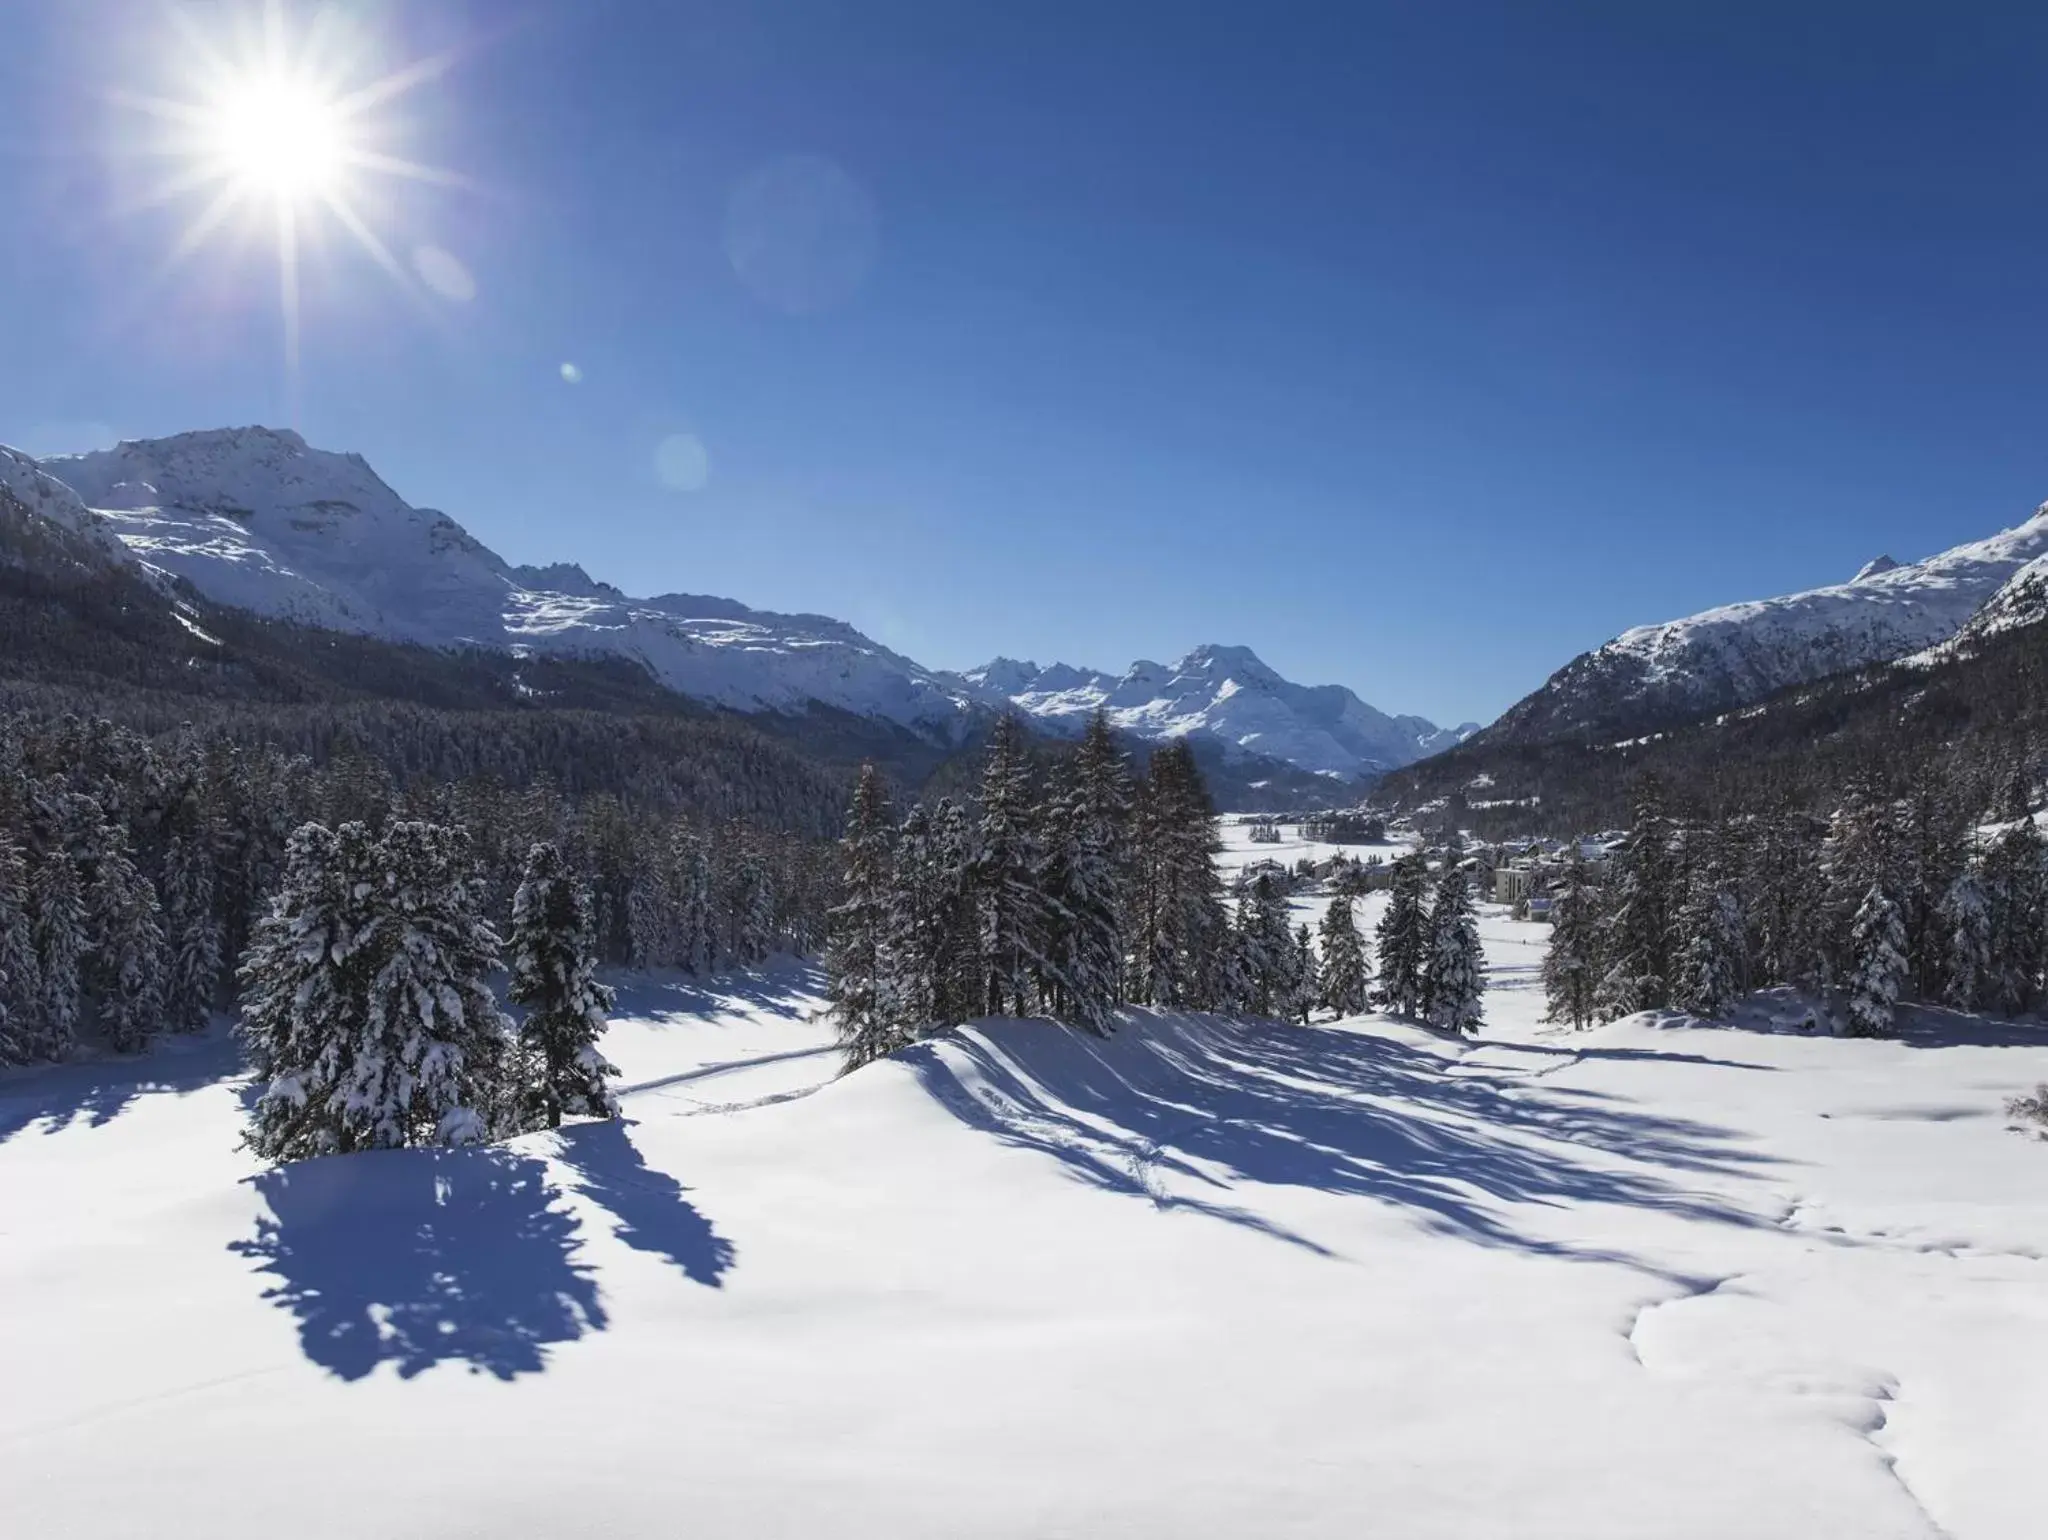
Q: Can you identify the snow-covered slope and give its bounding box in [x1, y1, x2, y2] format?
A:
[1484, 503, 2048, 746]
[954, 645, 1476, 779]
[0, 445, 135, 569]
[5, 906, 2044, 1538]
[1930, 550, 2048, 656]
[30, 428, 975, 736]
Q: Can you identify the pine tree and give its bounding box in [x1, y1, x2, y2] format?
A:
[0, 834, 42, 1065]
[84, 832, 167, 1054]
[29, 848, 87, 1062]
[237, 821, 513, 1160]
[1844, 884, 1908, 1038]
[1035, 712, 1130, 1034]
[1317, 895, 1370, 1017]
[1981, 774, 2045, 1016]
[1542, 847, 1603, 1029]
[828, 765, 897, 1068]
[1375, 852, 1430, 1016]
[161, 832, 222, 1033]
[1234, 873, 1295, 1017]
[1596, 779, 1680, 1018]
[880, 802, 945, 1034]
[1288, 924, 1318, 1024]
[1748, 809, 1828, 993]
[1422, 863, 1485, 1033]
[238, 822, 377, 1160]
[1131, 741, 1227, 1009]
[1674, 884, 1746, 1020]
[930, 797, 986, 1025]
[351, 821, 515, 1147]
[1938, 868, 1992, 1012]
[972, 715, 1049, 1018]
[507, 841, 620, 1129]
[1902, 776, 1964, 1000]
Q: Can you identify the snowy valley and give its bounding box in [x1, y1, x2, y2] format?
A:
[2, 824, 2042, 1539]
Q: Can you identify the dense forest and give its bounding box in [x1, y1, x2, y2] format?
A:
[824, 713, 1489, 1065]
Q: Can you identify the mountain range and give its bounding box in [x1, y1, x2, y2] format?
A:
[1473, 501, 2048, 751]
[15, 422, 2048, 820]
[0, 426, 1460, 791]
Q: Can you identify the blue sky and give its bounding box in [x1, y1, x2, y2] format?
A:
[6, 1, 2048, 725]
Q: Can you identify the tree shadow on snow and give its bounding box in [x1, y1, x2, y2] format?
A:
[551, 1118, 736, 1286]
[604, 958, 824, 1027]
[230, 1147, 606, 1381]
[1705, 990, 2046, 1050]
[0, 1026, 243, 1145]
[1892, 1004, 2048, 1050]
[908, 1016, 1781, 1278]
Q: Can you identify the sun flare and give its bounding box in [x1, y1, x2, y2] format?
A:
[206, 73, 349, 202]
[118, 1, 469, 412]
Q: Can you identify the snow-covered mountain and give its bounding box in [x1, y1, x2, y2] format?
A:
[1481, 503, 2048, 746]
[1927, 550, 2048, 657]
[10, 426, 1464, 780]
[952, 646, 1476, 779]
[28, 427, 976, 737]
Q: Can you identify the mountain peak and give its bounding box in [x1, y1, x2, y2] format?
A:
[1853, 555, 1899, 582]
[1175, 642, 1279, 681]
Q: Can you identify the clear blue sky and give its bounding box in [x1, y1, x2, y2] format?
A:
[5, 1, 2048, 725]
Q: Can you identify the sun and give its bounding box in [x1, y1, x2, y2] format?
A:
[116, 1, 470, 412]
[205, 72, 350, 203]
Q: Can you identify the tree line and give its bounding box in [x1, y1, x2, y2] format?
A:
[1541, 771, 2047, 1036]
[0, 711, 841, 1071]
[825, 713, 1490, 1066]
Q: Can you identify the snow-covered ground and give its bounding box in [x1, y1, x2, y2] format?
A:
[3, 869, 2045, 1537]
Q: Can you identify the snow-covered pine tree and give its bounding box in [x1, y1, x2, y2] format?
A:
[237, 822, 376, 1161]
[161, 832, 222, 1034]
[736, 845, 778, 966]
[28, 847, 87, 1063]
[1938, 867, 1992, 1012]
[507, 841, 620, 1129]
[1746, 808, 1828, 992]
[1288, 924, 1318, 1024]
[238, 820, 515, 1159]
[1902, 776, 1965, 1000]
[1540, 845, 1601, 1028]
[1374, 852, 1430, 1016]
[1317, 895, 1370, 1017]
[1422, 863, 1485, 1033]
[1131, 741, 1228, 1010]
[1234, 873, 1295, 1017]
[1595, 779, 1680, 1018]
[1034, 711, 1130, 1034]
[1844, 884, 1908, 1038]
[1820, 785, 1902, 985]
[627, 835, 683, 969]
[1674, 883, 1747, 1020]
[0, 833, 41, 1065]
[828, 764, 897, 1068]
[931, 797, 987, 1024]
[84, 831, 167, 1054]
[973, 714, 1050, 1018]
[1980, 773, 2046, 1016]
[351, 821, 514, 1147]
[880, 802, 944, 1035]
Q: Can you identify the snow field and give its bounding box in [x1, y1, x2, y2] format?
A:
[1, 844, 2045, 1538]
